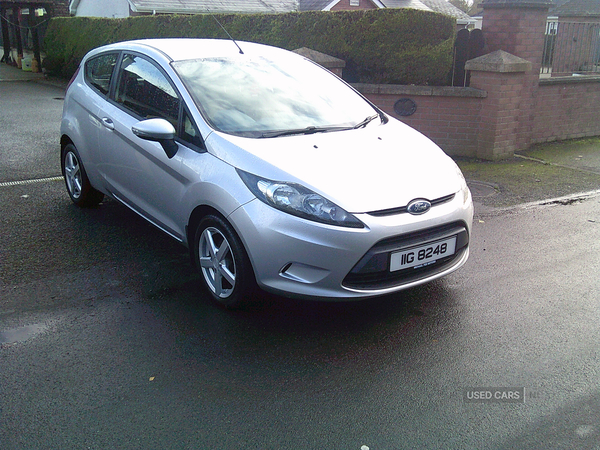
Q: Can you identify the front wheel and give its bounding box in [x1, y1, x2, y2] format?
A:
[61, 143, 104, 207]
[193, 214, 258, 309]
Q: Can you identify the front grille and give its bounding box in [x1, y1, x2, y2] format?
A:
[366, 193, 455, 217]
[343, 221, 469, 290]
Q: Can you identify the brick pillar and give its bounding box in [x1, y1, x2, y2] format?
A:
[467, 51, 532, 160]
[480, 0, 551, 151]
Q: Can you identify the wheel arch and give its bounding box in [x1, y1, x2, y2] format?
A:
[183, 174, 254, 250]
[60, 134, 74, 150]
[60, 135, 75, 175]
[186, 204, 255, 275]
[187, 204, 222, 252]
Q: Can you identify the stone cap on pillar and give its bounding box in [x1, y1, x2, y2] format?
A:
[292, 48, 346, 71]
[481, 0, 552, 8]
[465, 50, 532, 73]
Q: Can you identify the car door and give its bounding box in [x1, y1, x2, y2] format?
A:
[72, 52, 120, 191]
[95, 52, 201, 241]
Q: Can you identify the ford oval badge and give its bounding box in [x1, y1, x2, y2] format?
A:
[407, 199, 431, 215]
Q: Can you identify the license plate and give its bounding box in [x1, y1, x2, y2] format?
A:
[390, 237, 457, 272]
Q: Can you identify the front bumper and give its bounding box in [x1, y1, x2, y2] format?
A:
[228, 189, 473, 300]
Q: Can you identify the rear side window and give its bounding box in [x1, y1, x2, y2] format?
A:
[84, 53, 118, 96]
[115, 54, 180, 124]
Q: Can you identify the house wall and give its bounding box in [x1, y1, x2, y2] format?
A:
[47, 1, 70, 17]
[330, 0, 378, 11]
[74, 0, 130, 17]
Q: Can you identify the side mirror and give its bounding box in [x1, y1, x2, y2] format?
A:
[132, 118, 178, 159]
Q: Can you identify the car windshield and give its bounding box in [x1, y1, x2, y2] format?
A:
[172, 55, 379, 138]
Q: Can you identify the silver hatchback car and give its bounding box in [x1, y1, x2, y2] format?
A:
[60, 38, 473, 308]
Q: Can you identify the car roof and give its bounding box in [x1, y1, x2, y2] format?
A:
[91, 38, 292, 63]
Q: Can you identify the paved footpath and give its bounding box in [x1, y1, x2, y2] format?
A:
[0, 62, 45, 82]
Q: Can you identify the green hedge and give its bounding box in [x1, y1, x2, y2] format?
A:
[42, 9, 455, 85]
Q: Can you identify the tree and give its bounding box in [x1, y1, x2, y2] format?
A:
[449, 0, 470, 14]
[448, 0, 484, 16]
[468, 0, 484, 16]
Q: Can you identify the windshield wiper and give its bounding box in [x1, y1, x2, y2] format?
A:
[353, 114, 381, 129]
[260, 114, 384, 138]
[260, 126, 343, 138]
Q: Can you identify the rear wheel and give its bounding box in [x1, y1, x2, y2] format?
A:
[194, 214, 257, 309]
[61, 143, 104, 207]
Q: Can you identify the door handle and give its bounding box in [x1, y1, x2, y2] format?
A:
[101, 117, 115, 130]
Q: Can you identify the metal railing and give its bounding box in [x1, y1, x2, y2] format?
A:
[541, 21, 600, 77]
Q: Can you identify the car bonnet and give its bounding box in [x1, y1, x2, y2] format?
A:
[205, 120, 464, 214]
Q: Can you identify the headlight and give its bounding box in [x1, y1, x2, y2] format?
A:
[237, 170, 364, 228]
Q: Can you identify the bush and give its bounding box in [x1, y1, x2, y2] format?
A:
[42, 9, 455, 85]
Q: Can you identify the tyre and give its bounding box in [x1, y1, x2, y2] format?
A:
[193, 214, 257, 309]
[61, 143, 104, 207]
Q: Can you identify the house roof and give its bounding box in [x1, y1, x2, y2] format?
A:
[298, 0, 332, 10]
[473, 0, 567, 17]
[299, 0, 474, 22]
[298, 0, 433, 12]
[379, 0, 431, 11]
[551, 0, 600, 16]
[128, 0, 299, 14]
[475, 0, 600, 17]
[419, 0, 474, 22]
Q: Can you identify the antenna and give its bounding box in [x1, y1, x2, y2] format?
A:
[211, 15, 244, 55]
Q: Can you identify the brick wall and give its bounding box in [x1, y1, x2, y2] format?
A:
[356, 84, 485, 157]
[533, 77, 600, 143]
[399, 95, 481, 157]
[351, 2, 600, 160]
[357, 72, 600, 159]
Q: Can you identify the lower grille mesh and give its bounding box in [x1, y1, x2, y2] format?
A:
[343, 221, 469, 290]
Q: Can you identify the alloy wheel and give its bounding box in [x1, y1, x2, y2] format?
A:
[64, 151, 82, 199]
[198, 226, 237, 298]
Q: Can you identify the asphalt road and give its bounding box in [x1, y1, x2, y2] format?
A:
[1, 80, 600, 450]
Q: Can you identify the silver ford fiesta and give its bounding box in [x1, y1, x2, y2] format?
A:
[60, 38, 473, 308]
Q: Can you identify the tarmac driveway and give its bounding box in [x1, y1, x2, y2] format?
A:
[2, 68, 600, 450]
